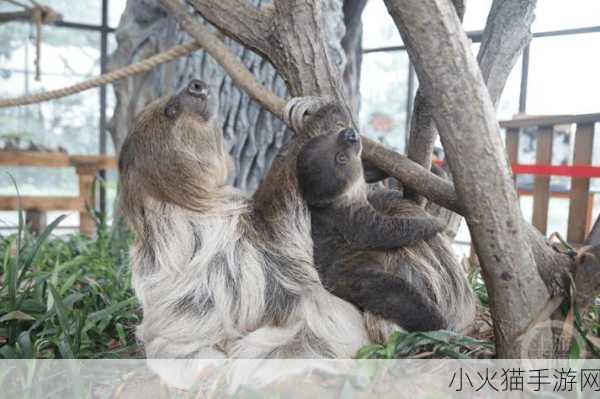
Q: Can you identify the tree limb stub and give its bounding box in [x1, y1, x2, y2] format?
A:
[384, 0, 551, 358]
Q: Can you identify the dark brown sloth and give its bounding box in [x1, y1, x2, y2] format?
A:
[296, 128, 452, 331]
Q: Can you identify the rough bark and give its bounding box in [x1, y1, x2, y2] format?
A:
[341, 0, 367, 114]
[384, 0, 551, 358]
[477, 0, 536, 104]
[404, 0, 464, 204]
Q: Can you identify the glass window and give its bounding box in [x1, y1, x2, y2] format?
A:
[497, 56, 522, 120]
[0, 25, 101, 154]
[533, 0, 600, 32]
[463, 0, 493, 32]
[526, 33, 600, 115]
[362, 0, 402, 49]
[109, 0, 128, 28]
[359, 51, 409, 153]
[48, 0, 102, 26]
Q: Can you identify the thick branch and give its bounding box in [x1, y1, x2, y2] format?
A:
[575, 245, 600, 313]
[405, 0, 464, 202]
[186, 0, 273, 61]
[160, 0, 286, 116]
[477, 0, 536, 103]
[341, 0, 368, 114]
[384, 0, 550, 358]
[362, 138, 462, 214]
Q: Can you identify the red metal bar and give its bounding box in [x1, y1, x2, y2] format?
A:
[433, 160, 600, 178]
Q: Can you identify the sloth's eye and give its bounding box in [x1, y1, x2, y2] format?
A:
[335, 152, 348, 165]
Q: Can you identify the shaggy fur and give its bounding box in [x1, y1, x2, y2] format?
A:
[119, 81, 368, 388]
[296, 128, 450, 332]
[119, 81, 475, 388]
[288, 103, 476, 341]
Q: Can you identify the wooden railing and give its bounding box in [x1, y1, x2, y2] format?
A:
[500, 113, 600, 244]
[0, 151, 117, 236]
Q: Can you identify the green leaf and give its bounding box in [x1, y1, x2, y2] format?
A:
[0, 344, 20, 359]
[0, 310, 36, 323]
[17, 215, 68, 286]
[48, 283, 75, 358]
[17, 330, 34, 358]
[568, 339, 581, 360]
[88, 297, 137, 322]
[59, 271, 83, 295]
[354, 344, 384, 359]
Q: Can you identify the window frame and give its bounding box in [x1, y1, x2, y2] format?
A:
[362, 24, 600, 143]
[52, 0, 115, 214]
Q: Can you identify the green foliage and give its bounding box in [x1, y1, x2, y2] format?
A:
[0, 207, 139, 359]
[355, 330, 494, 360]
[468, 267, 488, 307]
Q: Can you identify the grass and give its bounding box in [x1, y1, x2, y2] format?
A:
[0, 204, 140, 359]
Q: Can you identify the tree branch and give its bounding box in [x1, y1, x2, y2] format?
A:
[384, 0, 551, 358]
[362, 138, 463, 213]
[404, 0, 464, 205]
[341, 0, 368, 114]
[575, 245, 600, 313]
[477, 0, 536, 104]
[186, 0, 274, 62]
[160, 0, 286, 117]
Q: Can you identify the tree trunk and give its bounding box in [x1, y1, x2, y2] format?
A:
[384, 0, 552, 358]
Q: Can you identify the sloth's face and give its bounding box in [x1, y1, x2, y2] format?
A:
[163, 79, 215, 123]
[119, 79, 230, 214]
[296, 128, 364, 207]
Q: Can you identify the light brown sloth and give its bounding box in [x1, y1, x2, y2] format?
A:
[118, 80, 475, 385]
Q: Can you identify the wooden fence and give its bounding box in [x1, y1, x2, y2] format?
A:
[0, 151, 117, 236]
[501, 113, 600, 244]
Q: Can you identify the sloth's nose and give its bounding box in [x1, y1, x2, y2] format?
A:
[341, 128, 359, 143]
[187, 79, 210, 99]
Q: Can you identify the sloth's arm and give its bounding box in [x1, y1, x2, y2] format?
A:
[324, 264, 447, 332]
[362, 159, 389, 183]
[335, 205, 445, 250]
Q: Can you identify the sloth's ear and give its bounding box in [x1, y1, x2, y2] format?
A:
[164, 98, 181, 120]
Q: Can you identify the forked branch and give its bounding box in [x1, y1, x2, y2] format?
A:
[185, 0, 275, 62]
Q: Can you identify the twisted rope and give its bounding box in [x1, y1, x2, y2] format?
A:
[0, 41, 202, 108]
[282, 96, 333, 133]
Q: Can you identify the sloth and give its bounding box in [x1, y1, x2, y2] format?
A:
[282, 103, 476, 342]
[119, 79, 475, 388]
[296, 128, 449, 331]
[118, 80, 371, 387]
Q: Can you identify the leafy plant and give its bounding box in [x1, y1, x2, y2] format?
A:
[0, 178, 139, 359]
[355, 330, 494, 360]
